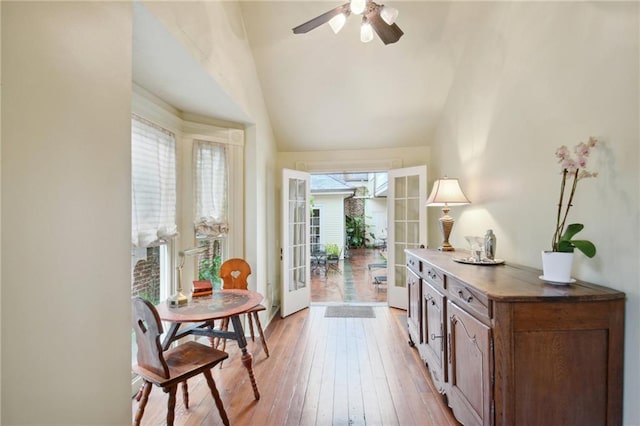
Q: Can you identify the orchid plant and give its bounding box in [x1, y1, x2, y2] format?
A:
[552, 137, 598, 258]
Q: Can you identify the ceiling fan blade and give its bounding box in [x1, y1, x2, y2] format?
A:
[367, 12, 404, 45]
[292, 3, 350, 34]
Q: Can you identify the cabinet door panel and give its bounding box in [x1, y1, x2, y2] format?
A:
[422, 281, 447, 393]
[447, 301, 492, 426]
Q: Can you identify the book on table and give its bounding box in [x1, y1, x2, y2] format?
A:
[192, 280, 212, 297]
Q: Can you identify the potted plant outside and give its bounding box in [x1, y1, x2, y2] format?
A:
[325, 243, 340, 258]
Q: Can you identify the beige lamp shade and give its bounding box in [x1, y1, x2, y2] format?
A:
[426, 177, 470, 206]
[426, 177, 470, 251]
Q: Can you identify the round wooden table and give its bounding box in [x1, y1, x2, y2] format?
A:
[155, 289, 264, 400]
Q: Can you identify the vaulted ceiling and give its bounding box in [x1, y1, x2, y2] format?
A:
[134, 1, 469, 152]
[240, 1, 459, 152]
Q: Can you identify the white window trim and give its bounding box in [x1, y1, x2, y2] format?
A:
[132, 85, 244, 286]
[183, 123, 244, 258]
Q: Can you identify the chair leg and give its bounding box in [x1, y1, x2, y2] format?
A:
[207, 320, 217, 348]
[134, 383, 144, 401]
[220, 317, 229, 353]
[203, 369, 230, 426]
[247, 313, 256, 341]
[253, 312, 270, 357]
[134, 381, 152, 426]
[166, 385, 177, 426]
[218, 317, 229, 369]
[181, 380, 189, 409]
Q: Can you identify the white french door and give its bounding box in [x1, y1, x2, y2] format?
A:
[387, 166, 427, 309]
[281, 169, 311, 317]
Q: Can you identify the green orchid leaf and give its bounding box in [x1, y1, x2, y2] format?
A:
[561, 223, 584, 241]
[557, 240, 575, 252]
[571, 240, 597, 258]
[557, 222, 596, 258]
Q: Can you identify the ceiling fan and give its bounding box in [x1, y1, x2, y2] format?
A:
[292, 0, 403, 45]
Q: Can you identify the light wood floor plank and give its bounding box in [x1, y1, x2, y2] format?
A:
[283, 308, 324, 425]
[297, 309, 330, 425]
[316, 317, 339, 425]
[133, 306, 460, 425]
[345, 318, 366, 426]
[353, 318, 379, 425]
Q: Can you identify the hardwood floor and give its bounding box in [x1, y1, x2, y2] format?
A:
[133, 306, 460, 425]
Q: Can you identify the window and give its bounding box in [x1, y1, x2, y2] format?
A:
[310, 207, 321, 253]
[131, 114, 177, 303]
[194, 140, 228, 238]
[194, 140, 229, 288]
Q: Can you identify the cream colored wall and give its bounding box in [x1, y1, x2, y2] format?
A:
[0, 1, 2, 423]
[1, 2, 132, 424]
[0, 3, 4, 419]
[427, 3, 639, 424]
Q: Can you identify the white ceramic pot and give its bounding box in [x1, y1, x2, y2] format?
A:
[541, 251, 574, 284]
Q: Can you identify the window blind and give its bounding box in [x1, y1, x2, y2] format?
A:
[132, 114, 178, 247]
[194, 140, 228, 238]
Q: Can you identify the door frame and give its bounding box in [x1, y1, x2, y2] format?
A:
[287, 159, 427, 310]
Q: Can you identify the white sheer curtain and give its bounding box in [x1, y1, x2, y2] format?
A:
[131, 114, 178, 247]
[194, 140, 228, 238]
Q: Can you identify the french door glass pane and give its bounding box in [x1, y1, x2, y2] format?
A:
[288, 177, 307, 292]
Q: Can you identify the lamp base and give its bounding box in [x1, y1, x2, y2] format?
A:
[169, 291, 188, 307]
[438, 208, 456, 251]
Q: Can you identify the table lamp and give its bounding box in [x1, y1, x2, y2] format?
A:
[170, 246, 208, 306]
[426, 177, 470, 251]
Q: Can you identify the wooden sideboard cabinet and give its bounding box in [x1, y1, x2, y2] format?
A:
[405, 248, 625, 426]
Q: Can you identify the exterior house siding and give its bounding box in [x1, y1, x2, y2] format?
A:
[313, 194, 348, 257]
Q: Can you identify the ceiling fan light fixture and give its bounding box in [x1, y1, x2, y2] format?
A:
[380, 5, 399, 25]
[350, 0, 367, 15]
[360, 20, 374, 43]
[292, 1, 403, 45]
[329, 12, 348, 34]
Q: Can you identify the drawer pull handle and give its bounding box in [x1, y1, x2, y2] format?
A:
[428, 270, 437, 279]
[425, 295, 436, 306]
[431, 333, 443, 340]
[458, 290, 473, 303]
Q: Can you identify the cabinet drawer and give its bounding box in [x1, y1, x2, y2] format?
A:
[422, 263, 445, 290]
[407, 253, 421, 275]
[448, 277, 490, 322]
